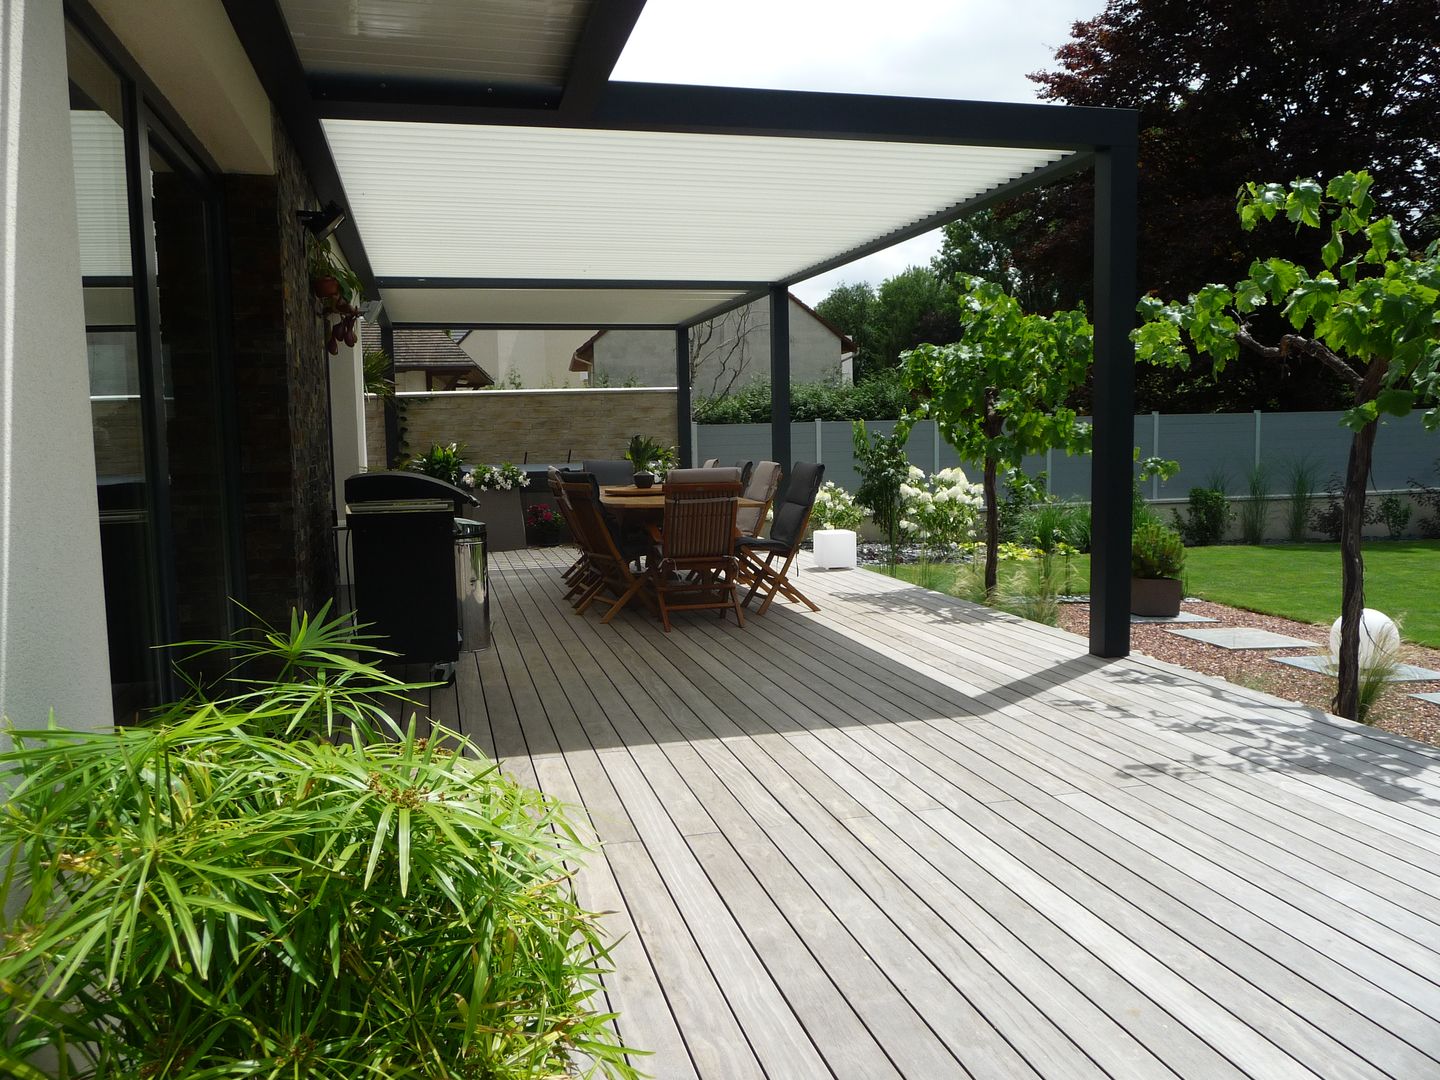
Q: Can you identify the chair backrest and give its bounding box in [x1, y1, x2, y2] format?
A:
[548, 466, 579, 533]
[661, 468, 741, 561]
[560, 473, 628, 564]
[581, 459, 635, 487]
[732, 460, 755, 489]
[736, 460, 783, 536]
[702, 457, 720, 468]
[767, 461, 825, 550]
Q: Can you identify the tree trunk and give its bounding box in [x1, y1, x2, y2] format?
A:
[1335, 357, 1389, 721]
[1335, 418, 1379, 720]
[982, 389, 1002, 596]
[984, 452, 999, 596]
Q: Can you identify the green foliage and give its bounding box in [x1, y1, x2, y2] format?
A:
[1238, 465, 1270, 545]
[1284, 455, 1320, 541]
[1134, 171, 1440, 434]
[1310, 473, 1381, 541]
[998, 469, 1049, 543]
[0, 619, 638, 1080]
[1015, 501, 1088, 555]
[1411, 458, 1440, 539]
[362, 348, 395, 399]
[1378, 493, 1411, 539]
[1132, 522, 1186, 579]
[407, 441, 468, 487]
[1173, 487, 1233, 546]
[306, 239, 364, 307]
[932, 209, 1060, 315]
[902, 276, 1094, 468]
[692, 377, 910, 424]
[851, 422, 912, 557]
[625, 433, 665, 473]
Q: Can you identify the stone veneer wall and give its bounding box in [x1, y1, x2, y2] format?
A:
[365, 388, 679, 467]
[223, 112, 334, 625]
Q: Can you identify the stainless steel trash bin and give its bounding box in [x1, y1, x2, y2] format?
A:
[454, 518, 488, 652]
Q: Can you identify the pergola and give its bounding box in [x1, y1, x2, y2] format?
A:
[224, 0, 1139, 659]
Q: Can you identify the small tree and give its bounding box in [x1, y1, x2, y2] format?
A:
[1134, 171, 1440, 720]
[900, 276, 1093, 594]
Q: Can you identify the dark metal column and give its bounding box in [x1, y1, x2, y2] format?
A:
[380, 316, 399, 466]
[1089, 142, 1138, 658]
[675, 325, 693, 467]
[769, 285, 791, 474]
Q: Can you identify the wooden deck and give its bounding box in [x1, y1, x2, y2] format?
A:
[422, 547, 1440, 1079]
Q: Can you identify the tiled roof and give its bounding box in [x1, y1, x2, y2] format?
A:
[360, 325, 492, 383]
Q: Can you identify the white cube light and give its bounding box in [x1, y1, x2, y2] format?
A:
[812, 528, 857, 570]
[1328, 608, 1401, 670]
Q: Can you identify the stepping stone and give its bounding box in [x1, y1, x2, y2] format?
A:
[1412, 692, 1440, 705]
[1271, 655, 1440, 682]
[1132, 612, 1218, 624]
[1164, 627, 1315, 649]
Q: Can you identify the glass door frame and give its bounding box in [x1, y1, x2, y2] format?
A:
[69, 4, 247, 703]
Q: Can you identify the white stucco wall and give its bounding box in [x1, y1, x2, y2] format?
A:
[1, 0, 113, 729]
[457, 328, 591, 388]
[593, 296, 849, 393]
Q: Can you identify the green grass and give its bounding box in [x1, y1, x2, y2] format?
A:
[877, 555, 1092, 599]
[1179, 541, 1440, 647]
[872, 541, 1440, 647]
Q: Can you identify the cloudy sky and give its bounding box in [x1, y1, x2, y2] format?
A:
[612, 0, 1098, 304]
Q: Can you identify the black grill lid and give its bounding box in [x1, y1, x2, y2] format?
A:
[344, 470, 479, 509]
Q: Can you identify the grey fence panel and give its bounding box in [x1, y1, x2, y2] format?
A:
[697, 411, 1440, 502]
[1158, 412, 1256, 495]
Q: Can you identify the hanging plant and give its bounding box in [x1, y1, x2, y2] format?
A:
[307, 238, 365, 355]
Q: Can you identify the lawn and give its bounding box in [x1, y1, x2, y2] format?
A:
[1180, 541, 1440, 647]
[873, 540, 1440, 647]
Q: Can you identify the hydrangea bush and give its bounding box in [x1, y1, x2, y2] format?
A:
[896, 465, 984, 554]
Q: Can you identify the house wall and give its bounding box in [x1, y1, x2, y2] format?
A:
[592, 296, 848, 394]
[457, 328, 591, 388]
[365, 389, 678, 467]
[223, 113, 336, 626]
[0, 0, 113, 728]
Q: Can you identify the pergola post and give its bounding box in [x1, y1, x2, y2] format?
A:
[675, 325, 692, 467]
[1089, 142, 1138, 658]
[769, 284, 791, 475]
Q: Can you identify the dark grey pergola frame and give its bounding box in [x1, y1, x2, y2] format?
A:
[224, 0, 1138, 660]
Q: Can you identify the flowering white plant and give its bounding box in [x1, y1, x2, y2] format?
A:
[470, 462, 530, 492]
[895, 466, 983, 552]
[810, 482, 864, 531]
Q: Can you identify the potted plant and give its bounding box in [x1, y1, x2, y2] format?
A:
[624, 434, 677, 488]
[468, 461, 530, 551]
[308, 239, 365, 356]
[525, 501, 566, 546]
[1131, 520, 1187, 617]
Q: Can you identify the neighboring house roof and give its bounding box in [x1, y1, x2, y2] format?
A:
[361, 325, 493, 387]
[567, 292, 855, 372]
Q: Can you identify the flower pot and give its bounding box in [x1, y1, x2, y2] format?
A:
[632, 471, 655, 489]
[1130, 576, 1183, 618]
[311, 275, 340, 300]
[467, 490, 526, 552]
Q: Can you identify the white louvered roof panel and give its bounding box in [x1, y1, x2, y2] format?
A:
[379, 287, 751, 326]
[278, 0, 591, 86]
[323, 119, 1071, 283]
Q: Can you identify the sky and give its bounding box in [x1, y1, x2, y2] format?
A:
[611, 0, 1098, 305]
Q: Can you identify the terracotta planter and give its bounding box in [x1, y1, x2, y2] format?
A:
[467, 490, 527, 552]
[1130, 576, 1183, 618]
[311, 275, 340, 300]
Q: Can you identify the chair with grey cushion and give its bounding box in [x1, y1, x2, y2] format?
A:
[735, 460, 782, 537]
[581, 459, 635, 487]
[737, 461, 824, 615]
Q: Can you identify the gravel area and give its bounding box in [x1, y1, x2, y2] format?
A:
[1056, 601, 1440, 747]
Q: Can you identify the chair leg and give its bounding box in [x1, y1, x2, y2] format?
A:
[600, 577, 644, 623]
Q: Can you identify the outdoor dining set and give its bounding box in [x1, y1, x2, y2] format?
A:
[548, 459, 825, 632]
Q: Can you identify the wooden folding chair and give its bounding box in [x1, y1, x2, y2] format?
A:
[649, 468, 745, 632]
[737, 461, 825, 615]
[547, 467, 587, 591]
[736, 460, 782, 538]
[560, 475, 652, 623]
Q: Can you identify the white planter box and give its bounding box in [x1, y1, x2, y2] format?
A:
[468, 490, 526, 552]
[812, 528, 857, 569]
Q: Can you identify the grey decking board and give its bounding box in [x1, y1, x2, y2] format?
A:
[468, 550, 1440, 1080]
[818, 578, 1440, 830]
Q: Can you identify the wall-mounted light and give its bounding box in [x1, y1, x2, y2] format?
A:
[297, 201, 346, 241]
[360, 299, 384, 322]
